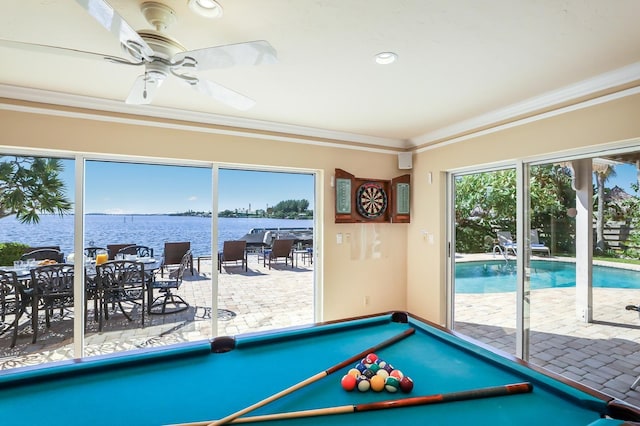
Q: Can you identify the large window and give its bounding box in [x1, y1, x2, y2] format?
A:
[0, 153, 318, 370]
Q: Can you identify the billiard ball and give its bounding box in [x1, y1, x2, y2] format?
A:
[382, 364, 394, 373]
[376, 369, 390, 379]
[365, 353, 378, 364]
[341, 374, 357, 391]
[399, 376, 414, 393]
[362, 368, 376, 379]
[368, 363, 380, 374]
[347, 368, 361, 378]
[370, 375, 385, 392]
[357, 376, 371, 392]
[385, 376, 400, 393]
[355, 362, 367, 373]
[390, 369, 404, 379]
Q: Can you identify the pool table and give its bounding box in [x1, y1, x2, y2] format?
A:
[1, 312, 639, 425]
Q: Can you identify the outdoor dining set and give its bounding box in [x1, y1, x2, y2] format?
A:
[0, 242, 193, 348]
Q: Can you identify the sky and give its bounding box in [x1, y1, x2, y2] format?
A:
[605, 163, 639, 195]
[59, 160, 314, 214]
[43, 157, 640, 215]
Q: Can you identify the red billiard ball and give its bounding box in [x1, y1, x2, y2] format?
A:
[341, 374, 357, 391]
[365, 353, 378, 364]
[399, 376, 414, 393]
[390, 369, 404, 379]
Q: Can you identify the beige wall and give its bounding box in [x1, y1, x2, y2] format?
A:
[408, 93, 640, 325]
[0, 103, 408, 322]
[4, 91, 639, 328]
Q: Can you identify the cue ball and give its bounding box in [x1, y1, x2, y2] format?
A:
[399, 376, 414, 393]
[341, 374, 357, 391]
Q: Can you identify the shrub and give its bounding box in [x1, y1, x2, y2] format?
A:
[0, 242, 30, 266]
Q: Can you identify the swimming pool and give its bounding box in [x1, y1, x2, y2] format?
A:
[455, 260, 640, 293]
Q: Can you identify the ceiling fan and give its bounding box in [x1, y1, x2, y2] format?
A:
[0, 0, 278, 110]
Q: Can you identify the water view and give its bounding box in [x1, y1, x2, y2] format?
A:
[0, 215, 313, 258]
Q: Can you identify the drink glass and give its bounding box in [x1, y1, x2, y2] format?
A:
[96, 250, 108, 265]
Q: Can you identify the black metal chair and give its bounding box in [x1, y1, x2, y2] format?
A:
[0, 269, 33, 348]
[150, 250, 191, 315]
[29, 264, 75, 343]
[118, 245, 154, 258]
[95, 260, 146, 331]
[21, 248, 65, 263]
[84, 246, 108, 259]
[106, 244, 136, 260]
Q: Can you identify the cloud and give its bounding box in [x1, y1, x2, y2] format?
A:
[188, 196, 198, 201]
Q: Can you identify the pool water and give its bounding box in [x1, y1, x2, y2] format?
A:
[455, 260, 640, 294]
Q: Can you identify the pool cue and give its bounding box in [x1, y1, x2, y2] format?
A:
[173, 382, 532, 425]
[173, 327, 415, 426]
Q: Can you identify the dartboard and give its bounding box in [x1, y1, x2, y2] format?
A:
[356, 182, 388, 219]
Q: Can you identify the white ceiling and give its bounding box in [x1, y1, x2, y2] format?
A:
[1, 0, 640, 150]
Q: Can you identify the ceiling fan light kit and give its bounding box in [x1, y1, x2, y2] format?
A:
[0, 0, 277, 110]
[187, 0, 224, 18]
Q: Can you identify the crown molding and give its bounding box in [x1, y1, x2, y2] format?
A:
[410, 61, 640, 148]
[415, 85, 640, 154]
[0, 84, 406, 152]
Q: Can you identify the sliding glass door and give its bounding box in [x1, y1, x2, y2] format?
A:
[452, 167, 518, 356]
[449, 145, 640, 398]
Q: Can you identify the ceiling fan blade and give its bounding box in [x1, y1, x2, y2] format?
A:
[125, 74, 165, 105]
[0, 38, 141, 65]
[190, 79, 256, 110]
[75, 0, 154, 60]
[173, 40, 277, 71]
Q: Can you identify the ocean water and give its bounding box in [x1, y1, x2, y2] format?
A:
[0, 215, 313, 258]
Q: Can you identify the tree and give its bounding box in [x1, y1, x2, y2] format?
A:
[454, 165, 574, 253]
[593, 163, 616, 253]
[0, 156, 72, 224]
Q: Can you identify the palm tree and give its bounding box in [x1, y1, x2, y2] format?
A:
[0, 156, 72, 223]
[593, 161, 616, 253]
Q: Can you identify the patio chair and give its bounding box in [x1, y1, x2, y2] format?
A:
[161, 241, 192, 277]
[0, 269, 33, 348]
[150, 250, 191, 315]
[106, 244, 136, 260]
[118, 245, 154, 258]
[29, 263, 75, 343]
[494, 230, 551, 257]
[530, 230, 551, 256]
[20, 248, 65, 263]
[84, 246, 108, 259]
[95, 260, 146, 331]
[218, 240, 247, 272]
[259, 239, 294, 269]
[494, 231, 517, 257]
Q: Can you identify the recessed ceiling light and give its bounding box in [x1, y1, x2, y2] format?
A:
[188, 0, 223, 18]
[374, 52, 398, 65]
